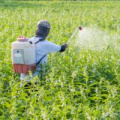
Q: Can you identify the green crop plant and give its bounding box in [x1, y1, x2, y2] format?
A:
[0, 1, 120, 120]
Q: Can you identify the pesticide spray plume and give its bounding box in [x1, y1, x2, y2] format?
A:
[67, 26, 119, 52]
[75, 27, 119, 51]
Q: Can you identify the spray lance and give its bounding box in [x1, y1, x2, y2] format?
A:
[59, 27, 83, 51]
[67, 27, 83, 44]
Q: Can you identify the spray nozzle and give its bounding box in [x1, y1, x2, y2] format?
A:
[79, 27, 82, 30]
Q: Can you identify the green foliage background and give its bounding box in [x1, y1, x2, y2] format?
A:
[0, 1, 120, 119]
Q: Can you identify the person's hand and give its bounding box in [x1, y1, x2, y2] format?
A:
[64, 43, 68, 48]
[60, 43, 68, 52]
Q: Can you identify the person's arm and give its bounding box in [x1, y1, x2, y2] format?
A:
[45, 41, 68, 53]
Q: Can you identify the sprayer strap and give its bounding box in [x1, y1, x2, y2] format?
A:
[34, 37, 46, 66]
[35, 38, 44, 44]
[36, 54, 47, 66]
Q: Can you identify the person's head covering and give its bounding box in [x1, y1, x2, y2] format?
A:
[35, 20, 51, 39]
[37, 20, 51, 29]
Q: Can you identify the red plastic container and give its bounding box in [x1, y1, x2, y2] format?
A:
[13, 64, 36, 74]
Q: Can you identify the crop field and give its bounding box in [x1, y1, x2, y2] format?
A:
[0, 0, 120, 120]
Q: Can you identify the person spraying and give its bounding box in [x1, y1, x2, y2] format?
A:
[12, 20, 68, 81]
[22, 20, 68, 80]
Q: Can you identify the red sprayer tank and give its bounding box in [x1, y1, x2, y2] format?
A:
[11, 36, 36, 74]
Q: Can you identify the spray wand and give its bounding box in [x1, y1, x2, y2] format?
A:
[67, 27, 82, 44]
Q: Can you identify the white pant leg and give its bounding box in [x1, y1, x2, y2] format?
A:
[20, 71, 40, 81]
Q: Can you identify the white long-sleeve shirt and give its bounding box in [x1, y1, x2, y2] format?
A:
[20, 37, 61, 80]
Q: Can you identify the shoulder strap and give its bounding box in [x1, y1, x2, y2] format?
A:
[35, 38, 44, 44]
[34, 37, 46, 66]
[36, 54, 47, 66]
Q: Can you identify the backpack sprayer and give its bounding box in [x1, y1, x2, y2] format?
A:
[11, 36, 36, 74]
[67, 27, 82, 44]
